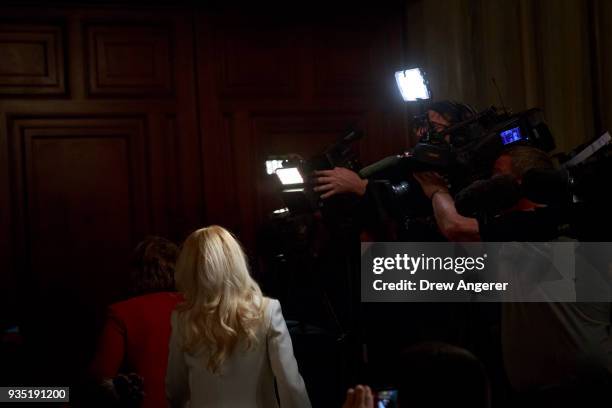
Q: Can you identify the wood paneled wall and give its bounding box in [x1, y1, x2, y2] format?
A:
[0, 6, 201, 381]
[197, 8, 407, 248]
[0, 4, 407, 381]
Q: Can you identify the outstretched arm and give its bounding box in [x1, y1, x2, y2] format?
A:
[314, 167, 368, 199]
[414, 172, 480, 241]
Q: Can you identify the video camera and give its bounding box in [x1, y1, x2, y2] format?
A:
[449, 129, 612, 241]
[363, 106, 556, 219]
[271, 129, 363, 215]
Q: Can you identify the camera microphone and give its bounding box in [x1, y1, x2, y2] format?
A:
[358, 155, 403, 179]
[341, 129, 364, 144]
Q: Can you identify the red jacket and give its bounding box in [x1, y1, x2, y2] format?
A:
[90, 292, 182, 408]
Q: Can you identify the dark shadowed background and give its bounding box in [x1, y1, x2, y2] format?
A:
[0, 0, 610, 394]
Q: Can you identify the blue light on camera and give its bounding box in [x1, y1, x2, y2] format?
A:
[500, 126, 524, 145]
[377, 390, 398, 408]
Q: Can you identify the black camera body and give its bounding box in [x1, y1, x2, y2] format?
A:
[274, 130, 363, 215]
[367, 107, 555, 220]
[454, 108, 554, 183]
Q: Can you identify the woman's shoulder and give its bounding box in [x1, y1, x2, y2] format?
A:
[262, 297, 280, 313]
[262, 297, 286, 332]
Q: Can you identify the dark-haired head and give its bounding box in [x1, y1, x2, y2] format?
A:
[413, 100, 478, 139]
[428, 100, 478, 125]
[129, 236, 179, 296]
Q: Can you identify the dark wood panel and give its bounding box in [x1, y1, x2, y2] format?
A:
[149, 113, 180, 239]
[86, 23, 174, 97]
[198, 112, 239, 231]
[197, 7, 406, 251]
[7, 116, 150, 381]
[313, 28, 378, 97]
[0, 6, 201, 384]
[0, 112, 13, 323]
[9, 116, 148, 305]
[311, 18, 402, 101]
[214, 19, 300, 99]
[0, 23, 66, 96]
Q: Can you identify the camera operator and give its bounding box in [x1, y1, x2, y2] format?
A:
[415, 146, 612, 406]
[314, 102, 466, 200]
[413, 145, 558, 242]
[314, 101, 476, 242]
[311, 102, 480, 392]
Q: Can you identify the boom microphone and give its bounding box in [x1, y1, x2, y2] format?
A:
[358, 155, 403, 179]
[341, 129, 364, 144]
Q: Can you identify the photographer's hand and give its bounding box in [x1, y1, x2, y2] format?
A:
[342, 385, 374, 408]
[314, 167, 368, 199]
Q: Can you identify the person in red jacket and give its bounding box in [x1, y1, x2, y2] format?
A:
[89, 236, 181, 408]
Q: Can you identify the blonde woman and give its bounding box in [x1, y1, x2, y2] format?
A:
[166, 226, 312, 408]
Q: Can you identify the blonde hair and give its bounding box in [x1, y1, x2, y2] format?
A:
[174, 225, 266, 373]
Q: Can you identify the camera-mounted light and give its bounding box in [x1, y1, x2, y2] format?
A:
[395, 68, 431, 102]
[275, 167, 304, 186]
[265, 159, 286, 175]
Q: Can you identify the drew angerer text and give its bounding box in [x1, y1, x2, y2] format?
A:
[372, 279, 509, 293]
